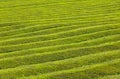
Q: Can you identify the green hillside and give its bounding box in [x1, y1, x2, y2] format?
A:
[0, 0, 120, 79]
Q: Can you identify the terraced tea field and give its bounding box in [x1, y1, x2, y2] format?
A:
[0, 0, 120, 79]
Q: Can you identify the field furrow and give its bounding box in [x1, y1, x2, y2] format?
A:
[0, 0, 120, 79]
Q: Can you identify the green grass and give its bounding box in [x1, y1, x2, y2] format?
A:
[0, 0, 120, 79]
[99, 75, 120, 79]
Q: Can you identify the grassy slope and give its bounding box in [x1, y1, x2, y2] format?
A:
[0, 0, 120, 79]
[99, 75, 120, 79]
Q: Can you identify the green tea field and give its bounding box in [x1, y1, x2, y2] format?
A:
[0, 0, 120, 79]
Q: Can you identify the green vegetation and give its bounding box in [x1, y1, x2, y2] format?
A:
[99, 75, 120, 79]
[0, 0, 120, 79]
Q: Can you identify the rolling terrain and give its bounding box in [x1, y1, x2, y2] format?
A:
[0, 0, 120, 79]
